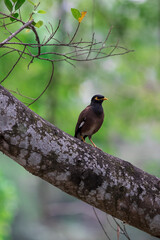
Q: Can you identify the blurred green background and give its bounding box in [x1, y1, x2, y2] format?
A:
[0, 0, 160, 239]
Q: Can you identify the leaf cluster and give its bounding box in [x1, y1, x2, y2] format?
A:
[4, 0, 46, 28]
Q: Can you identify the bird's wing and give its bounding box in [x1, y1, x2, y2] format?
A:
[74, 106, 90, 137]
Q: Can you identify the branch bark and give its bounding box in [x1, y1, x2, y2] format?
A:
[0, 20, 34, 47]
[0, 85, 160, 238]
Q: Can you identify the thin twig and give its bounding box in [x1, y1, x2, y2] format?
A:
[2, 43, 133, 65]
[3, 20, 32, 56]
[45, 20, 61, 44]
[95, 25, 113, 58]
[0, 41, 102, 49]
[106, 214, 117, 232]
[0, 20, 34, 47]
[0, 49, 16, 58]
[86, 32, 95, 60]
[0, 11, 41, 56]
[0, 20, 19, 28]
[106, 39, 119, 57]
[0, 46, 26, 84]
[122, 223, 131, 240]
[0, 16, 8, 19]
[27, 62, 54, 106]
[8, 88, 35, 100]
[92, 207, 111, 240]
[28, 57, 34, 69]
[64, 59, 76, 68]
[113, 218, 131, 240]
[30, 25, 41, 56]
[69, 22, 80, 44]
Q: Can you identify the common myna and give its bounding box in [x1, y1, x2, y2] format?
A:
[75, 94, 108, 147]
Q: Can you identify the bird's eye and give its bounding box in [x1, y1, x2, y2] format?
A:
[95, 97, 99, 100]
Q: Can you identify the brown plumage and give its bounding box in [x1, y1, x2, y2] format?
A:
[75, 94, 108, 147]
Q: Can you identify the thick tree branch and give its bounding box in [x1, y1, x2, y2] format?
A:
[0, 85, 160, 238]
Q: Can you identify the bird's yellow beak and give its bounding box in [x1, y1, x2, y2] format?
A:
[103, 97, 108, 101]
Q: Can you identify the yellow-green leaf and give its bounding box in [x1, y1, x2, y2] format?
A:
[27, 0, 36, 5]
[35, 20, 43, 28]
[71, 8, 81, 21]
[38, 10, 46, 14]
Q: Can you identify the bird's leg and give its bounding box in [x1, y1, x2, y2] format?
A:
[81, 136, 85, 142]
[89, 138, 97, 148]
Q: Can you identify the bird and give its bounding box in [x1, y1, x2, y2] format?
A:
[74, 94, 108, 148]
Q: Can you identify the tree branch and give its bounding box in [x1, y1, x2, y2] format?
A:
[0, 85, 160, 238]
[0, 20, 34, 47]
[0, 12, 41, 56]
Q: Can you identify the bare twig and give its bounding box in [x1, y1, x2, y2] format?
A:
[45, 20, 61, 44]
[0, 11, 41, 56]
[106, 214, 117, 232]
[8, 88, 35, 100]
[69, 22, 80, 44]
[106, 39, 119, 57]
[27, 62, 54, 106]
[27, 57, 35, 69]
[31, 25, 41, 56]
[93, 207, 111, 240]
[113, 218, 131, 240]
[0, 9, 134, 107]
[0, 49, 16, 58]
[86, 32, 95, 60]
[0, 20, 34, 47]
[64, 59, 76, 68]
[0, 46, 26, 84]
[95, 25, 113, 58]
[3, 20, 32, 56]
[0, 20, 19, 28]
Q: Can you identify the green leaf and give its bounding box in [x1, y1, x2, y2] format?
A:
[10, 13, 19, 21]
[38, 10, 46, 14]
[34, 20, 43, 28]
[11, 0, 18, 3]
[31, 21, 36, 26]
[15, 0, 25, 10]
[27, 0, 36, 6]
[4, 0, 13, 12]
[71, 8, 81, 21]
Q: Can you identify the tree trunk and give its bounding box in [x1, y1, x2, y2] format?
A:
[0, 85, 160, 238]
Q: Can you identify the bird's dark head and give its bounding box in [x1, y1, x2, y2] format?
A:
[91, 94, 108, 105]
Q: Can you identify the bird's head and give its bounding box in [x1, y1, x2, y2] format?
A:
[91, 94, 108, 105]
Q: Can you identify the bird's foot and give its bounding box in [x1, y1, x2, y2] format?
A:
[89, 139, 102, 150]
[95, 146, 102, 151]
[81, 136, 85, 143]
